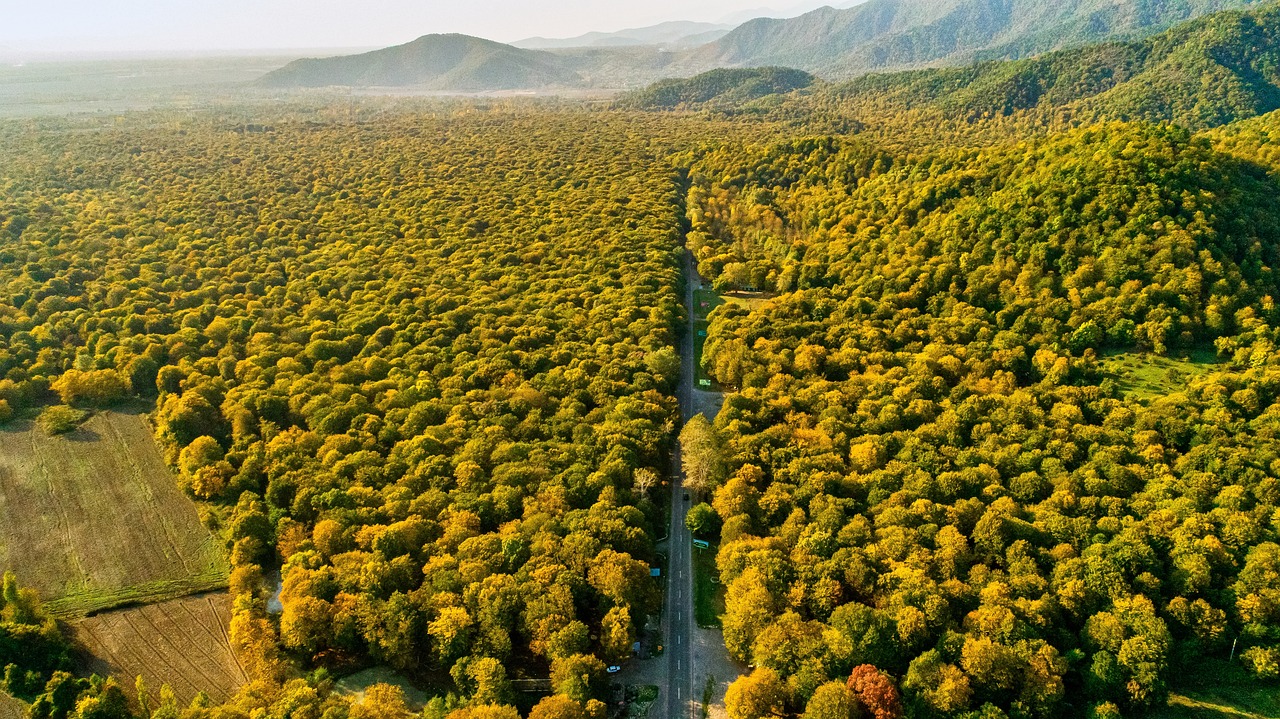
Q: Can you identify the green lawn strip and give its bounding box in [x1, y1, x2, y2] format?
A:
[693, 320, 718, 390]
[692, 540, 723, 628]
[1149, 658, 1280, 719]
[44, 570, 230, 618]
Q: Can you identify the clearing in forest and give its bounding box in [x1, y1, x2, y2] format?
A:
[0, 409, 228, 617]
[1099, 350, 1223, 401]
[335, 667, 431, 710]
[71, 593, 247, 705]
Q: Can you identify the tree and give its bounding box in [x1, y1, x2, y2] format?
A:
[723, 569, 776, 662]
[528, 695, 588, 719]
[904, 650, 972, 714]
[847, 666, 901, 719]
[726, 667, 785, 719]
[349, 683, 415, 719]
[551, 654, 606, 704]
[803, 681, 860, 719]
[686, 503, 720, 537]
[680, 414, 725, 495]
[601, 606, 635, 662]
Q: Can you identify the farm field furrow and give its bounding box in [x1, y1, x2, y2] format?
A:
[71, 593, 245, 705]
[0, 410, 228, 617]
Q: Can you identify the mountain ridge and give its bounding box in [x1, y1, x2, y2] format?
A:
[259, 33, 579, 90]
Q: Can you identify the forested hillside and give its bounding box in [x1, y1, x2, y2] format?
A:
[793, 0, 1280, 131]
[618, 67, 815, 110]
[689, 0, 1265, 78]
[681, 114, 1280, 717]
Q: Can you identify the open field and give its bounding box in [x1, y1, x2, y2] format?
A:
[1149, 659, 1280, 719]
[71, 593, 247, 705]
[1099, 350, 1222, 401]
[0, 409, 228, 617]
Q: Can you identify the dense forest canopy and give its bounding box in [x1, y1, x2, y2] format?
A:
[680, 114, 1280, 717]
[0, 107, 740, 718]
[6, 5, 1280, 719]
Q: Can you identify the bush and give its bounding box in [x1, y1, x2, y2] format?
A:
[36, 406, 89, 436]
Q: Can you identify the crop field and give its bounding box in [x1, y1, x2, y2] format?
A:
[0, 409, 228, 617]
[71, 593, 247, 705]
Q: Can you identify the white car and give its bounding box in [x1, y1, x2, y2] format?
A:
[606, 665, 622, 674]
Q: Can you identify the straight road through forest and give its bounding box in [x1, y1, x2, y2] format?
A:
[665, 249, 699, 719]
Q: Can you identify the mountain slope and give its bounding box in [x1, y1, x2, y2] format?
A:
[259, 34, 580, 90]
[619, 67, 815, 109]
[799, 1, 1280, 129]
[687, 0, 1267, 78]
[514, 21, 733, 50]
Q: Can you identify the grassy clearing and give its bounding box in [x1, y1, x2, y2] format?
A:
[335, 667, 431, 710]
[0, 692, 25, 719]
[722, 292, 771, 312]
[1099, 350, 1222, 401]
[692, 541, 724, 628]
[0, 410, 228, 618]
[72, 593, 247, 705]
[1148, 659, 1280, 719]
[694, 290, 725, 322]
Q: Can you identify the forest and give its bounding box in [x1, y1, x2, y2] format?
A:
[3, 4, 1280, 719]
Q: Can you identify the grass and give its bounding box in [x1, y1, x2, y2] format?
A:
[0, 692, 25, 719]
[693, 319, 718, 390]
[335, 667, 431, 710]
[72, 593, 247, 705]
[693, 289, 725, 321]
[1151, 658, 1280, 719]
[0, 409, 228, 618]
[1099, 349, 1222, 401]
[692, 540, 724, 628]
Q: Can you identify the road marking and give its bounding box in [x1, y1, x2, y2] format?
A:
[676, 612, 681, 621]
[677, 635, 681, 644]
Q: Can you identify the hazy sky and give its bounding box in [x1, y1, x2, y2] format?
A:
[3, 0, 839, 54]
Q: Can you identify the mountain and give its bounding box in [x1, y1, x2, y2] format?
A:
[810, 1, 1280, 128]
[619, 67, 815, 109]
[514, 21, 733, 50]
[258, 34, 580, 90]
[686, 0, 1267, 78]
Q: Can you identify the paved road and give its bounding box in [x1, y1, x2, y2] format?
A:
[665, 249, 699, 719]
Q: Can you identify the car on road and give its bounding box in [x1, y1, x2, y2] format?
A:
[683, 492, 689, 501]
[606, 665, 621, 674]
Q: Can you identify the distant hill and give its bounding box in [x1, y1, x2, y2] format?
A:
[619, 67, 816, 109]
[514, 21, 733, 50]
[685, 0, 1267, 78]
[259, 34, 580, 90]
[814, 1, 1280, 128]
